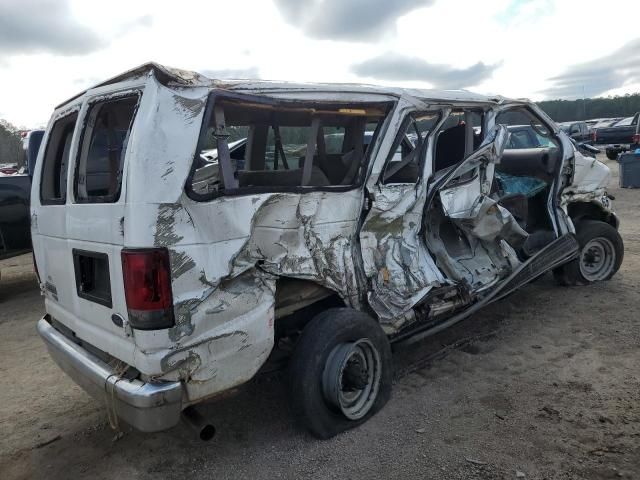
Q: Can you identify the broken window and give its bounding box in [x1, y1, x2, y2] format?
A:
[188, 97, 390, 198]
[495, 109, 557, 148]
[40, 112, 78, 204]
[75, 95, 139, 203]
[433, 110, 484, 174]
[382, 112, 440, 184]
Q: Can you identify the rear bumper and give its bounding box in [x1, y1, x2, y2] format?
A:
[37, 317, 183, 432]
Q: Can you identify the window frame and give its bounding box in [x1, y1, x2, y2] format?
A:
[495, 105, 560, 150]
[73, 91, 141, 204]
[39, 110, 80, 206]
[430, 108, 485, 176]
[185, 91, 394, 202]
[380, 110, 442, 185]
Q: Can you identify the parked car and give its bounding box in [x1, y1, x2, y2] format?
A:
[0, 130, 44, 275]
[593, 118, 622, 129]
[558, 121, 591, 143]
[593, 113, 640, 159]
[34, 63, 623, 440]
[0, 172, 31, 261]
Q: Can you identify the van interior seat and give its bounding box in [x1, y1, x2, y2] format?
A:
[297, 150, 362, 185]
[435, 124, 466, 172]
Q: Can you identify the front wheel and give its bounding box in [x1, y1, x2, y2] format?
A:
[605, 150, 618, 160]
[554, 220, 624, 286]
[288, 308, 392, 439]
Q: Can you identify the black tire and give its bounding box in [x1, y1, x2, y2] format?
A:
[553, 220, 623, 286]
[288, 308, 392, 439]
[605, 150, 618, 161]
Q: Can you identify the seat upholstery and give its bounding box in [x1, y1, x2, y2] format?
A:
[435, 124, 466, 172]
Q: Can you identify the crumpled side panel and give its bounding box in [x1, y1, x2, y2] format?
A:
[360, 184, 445, 328]
[136, 189, 365, 399]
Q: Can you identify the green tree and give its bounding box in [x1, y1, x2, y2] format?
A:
[0, 119, 24, 167]
[536, 93, 640, 122]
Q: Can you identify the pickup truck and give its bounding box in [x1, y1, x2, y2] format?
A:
[0, 130, 43, 279]
[559, 121, 591, 143]
[594, 113, 640, 159]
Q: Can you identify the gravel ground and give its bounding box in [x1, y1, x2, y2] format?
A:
[0, 154, 638, 480]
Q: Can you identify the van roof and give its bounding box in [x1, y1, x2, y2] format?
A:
[58, 62, 521, 109]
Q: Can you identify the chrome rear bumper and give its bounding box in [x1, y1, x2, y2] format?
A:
[37, 317, 183, 432]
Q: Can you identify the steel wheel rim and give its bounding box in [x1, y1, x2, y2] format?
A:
[322, 339, 382, 420]
[579, 237, 615, 281]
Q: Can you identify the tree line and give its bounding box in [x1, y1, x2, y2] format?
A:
[536, 93, 640, 122]
[0, 119, 24, 166]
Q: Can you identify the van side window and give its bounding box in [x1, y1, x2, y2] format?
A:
[75, 95, 139, 203]
[188, 97, 391, 199]
[382, 112, 439, 184]
[40, 113, 78, 204]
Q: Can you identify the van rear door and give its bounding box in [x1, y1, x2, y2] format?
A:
[33, 92, 141, 363]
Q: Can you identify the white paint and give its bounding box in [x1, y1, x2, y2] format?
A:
[31, 64, 617, 424]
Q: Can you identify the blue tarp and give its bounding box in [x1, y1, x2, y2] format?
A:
[495, 172, 547, 198]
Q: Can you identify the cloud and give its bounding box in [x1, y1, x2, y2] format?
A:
[351, 54, 501, 89]
[115, 14, 154, 36]
[0, 0, 105, 57]
[495, 0, 554, 26]
[273, 0, 434, 41]
[201, 67, 261, 79]
[542, 38, 640, 99]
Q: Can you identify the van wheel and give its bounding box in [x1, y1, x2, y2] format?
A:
[288, 308, 392, 439]
[553, 220, 623, 286]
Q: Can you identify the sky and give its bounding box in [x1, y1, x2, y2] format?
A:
[0, 0, 639, 127]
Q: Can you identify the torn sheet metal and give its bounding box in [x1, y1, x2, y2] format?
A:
[562, 150, 612, 201]
[438, 126, 525, 244]
[360, 183, 445, 330]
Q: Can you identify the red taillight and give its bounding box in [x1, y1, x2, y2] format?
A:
[121, 248, 175, 330]
[632, 133, 640, 144]
[592, 131, 597, 143]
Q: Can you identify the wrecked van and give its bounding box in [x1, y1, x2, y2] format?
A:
[33, 63, 623, 439]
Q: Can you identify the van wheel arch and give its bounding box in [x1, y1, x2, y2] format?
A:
[567, 201, 618, 230]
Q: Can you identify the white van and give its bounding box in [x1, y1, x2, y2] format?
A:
[33, 63, 622, 439]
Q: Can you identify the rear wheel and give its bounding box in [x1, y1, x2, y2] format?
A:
[554, 220, 623, 286]
[288, 308, 392, 439]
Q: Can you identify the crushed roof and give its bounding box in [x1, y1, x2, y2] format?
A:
[60, 62, 523, 109]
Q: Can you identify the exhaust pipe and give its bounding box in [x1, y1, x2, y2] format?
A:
[181, 407, 216, 441]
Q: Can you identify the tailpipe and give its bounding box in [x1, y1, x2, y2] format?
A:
[181, 407, 216, 441]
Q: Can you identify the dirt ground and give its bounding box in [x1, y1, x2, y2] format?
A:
[0, 154, 638, 480]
